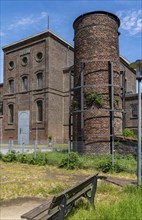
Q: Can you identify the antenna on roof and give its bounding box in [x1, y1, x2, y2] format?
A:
[47, 15, 50, 30]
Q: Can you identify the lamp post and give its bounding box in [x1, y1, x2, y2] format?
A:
[130, 59, 142, 186]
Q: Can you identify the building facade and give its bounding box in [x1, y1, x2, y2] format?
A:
[0, 11, 140, 152]
[1, 31, 74, 144]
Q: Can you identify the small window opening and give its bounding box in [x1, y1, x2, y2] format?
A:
[37, 100, 43, 122]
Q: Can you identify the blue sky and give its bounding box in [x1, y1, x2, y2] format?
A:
[0, 0, 142, 83]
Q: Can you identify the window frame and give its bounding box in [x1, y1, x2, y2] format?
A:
[36, 100, 43, 122]
[8, 104, 14, 124]
[9, 79, 14, 94]
[22, 75, 28, 91]
[37, 72, 43, 89]
[131, 103, 138, 118]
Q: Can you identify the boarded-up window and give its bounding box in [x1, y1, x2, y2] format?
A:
[37, 100, 43, 122]
[8, 104, 14, 124]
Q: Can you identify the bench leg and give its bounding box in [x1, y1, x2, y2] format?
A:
[84, 176, 98, 209]
[58, 195, 67, 220]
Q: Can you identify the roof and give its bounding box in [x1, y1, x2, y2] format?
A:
[73, 11, 120, 29]
[120, 56, 136, 74]
[2, 30, 74, 52]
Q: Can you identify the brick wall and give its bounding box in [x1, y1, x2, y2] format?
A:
[73, 11, 122, 154]
[2, 31, 74, 143]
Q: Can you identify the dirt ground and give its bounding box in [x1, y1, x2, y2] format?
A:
[0, 197, 47, 220]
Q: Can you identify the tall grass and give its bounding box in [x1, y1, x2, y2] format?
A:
[66, 185, 142, 220]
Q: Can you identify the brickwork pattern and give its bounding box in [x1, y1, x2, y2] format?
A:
[73, 12, 122, 154]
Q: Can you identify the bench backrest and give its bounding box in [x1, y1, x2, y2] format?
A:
[48, 173, 98, 218]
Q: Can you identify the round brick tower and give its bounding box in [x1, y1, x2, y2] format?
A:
[72, 11, 122, 154]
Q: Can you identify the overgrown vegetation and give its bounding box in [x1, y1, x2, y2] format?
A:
[122, 128, 137, 139]
[0, 151, 137, 174]
[85, 92, 103, 108]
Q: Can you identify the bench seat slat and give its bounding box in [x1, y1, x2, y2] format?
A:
[21, 200, 51, 220]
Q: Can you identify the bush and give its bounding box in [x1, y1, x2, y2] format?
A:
[34, 152, 48, 165]
[97, 157, 125, 173]
[97, 159, 112, 173]
[18, 153, 29, 163]
[59, 152, 80, 169]
[2, 150, 17, 162]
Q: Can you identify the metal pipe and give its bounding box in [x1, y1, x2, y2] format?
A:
[110, 61, 114, 168]
[80, 62, 84, 153]
[137, 78, 141, 185]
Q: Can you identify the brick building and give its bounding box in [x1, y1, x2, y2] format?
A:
[1, 31, 74, 144]
[0, 11, 140, 151]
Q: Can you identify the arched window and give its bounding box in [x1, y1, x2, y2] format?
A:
[22, 76, 28, 91]
[37, 100, 43, 122]
[8, 104, 14, 124]
[0, 102, 3, 116]
[37, 72, 43, 89]
[9, 79, 14, 94]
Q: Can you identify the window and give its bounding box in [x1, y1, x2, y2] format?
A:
[36, 52, 43, 62]
[132, 104, 138, 118]
[8, 104, 14, 124]
[22, 76, 28, 91]
[9, 79, 14, 94]
[0, 103, 3, 116]
[37, 72, 43, 89]
[22, 56, 28, 66]
[37, 52, 43, 60]
[37, 100, 43, 122]
[9, 61, 14, 70]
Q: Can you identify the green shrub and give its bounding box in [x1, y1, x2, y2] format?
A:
[123, 128, 136, 139]
[97, 157, 125, 173]
[34, 152, 48, 165]
[2, 150, 17, 162]
[18, 153, 29, 163]
[0, 152, 3, 160]
[97, 159, 112, 173]
[59, 152, 80, 169]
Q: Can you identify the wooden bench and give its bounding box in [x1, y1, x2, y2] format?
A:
[21, 173, 98, 220]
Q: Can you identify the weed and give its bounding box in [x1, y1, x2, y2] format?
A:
[85, 92, 103, 108]
[123, 128, 137, 139]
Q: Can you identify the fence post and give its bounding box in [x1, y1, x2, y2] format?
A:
[68, 141, 70, 167]
[34, 140, 37, 159]
[11, 140, 13, 151]
[22, 142, 24, 154]
[9, 140, 11, 153]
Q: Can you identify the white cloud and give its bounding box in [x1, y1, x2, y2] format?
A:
[117, 10, 142, 35]
[8, 12, 48, 30]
